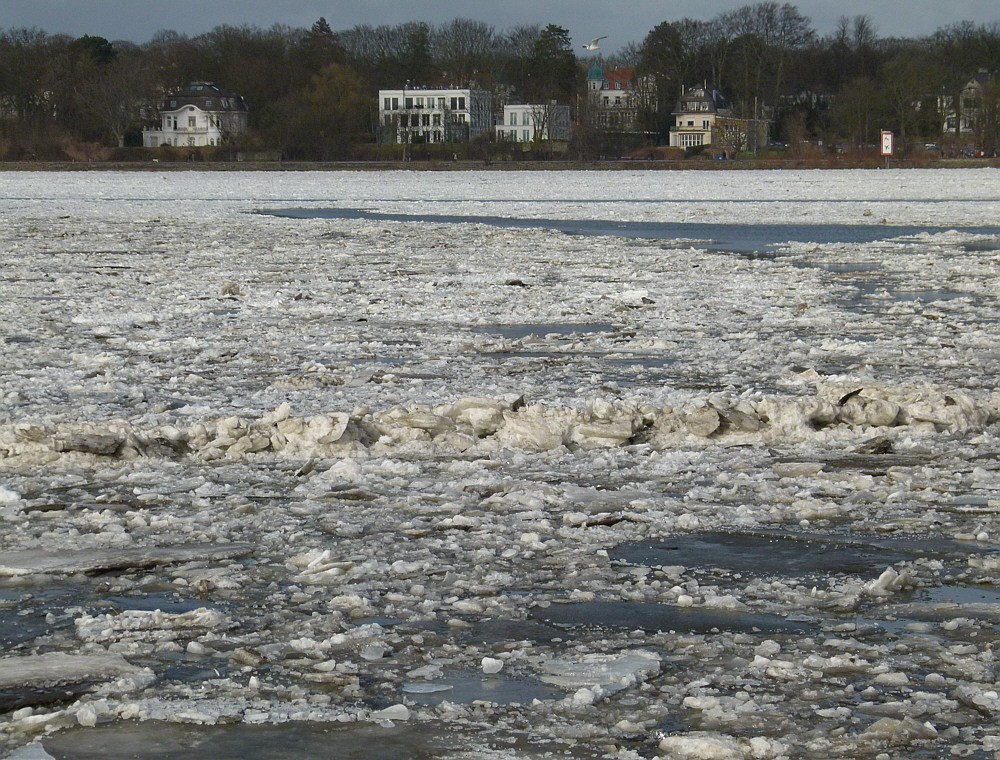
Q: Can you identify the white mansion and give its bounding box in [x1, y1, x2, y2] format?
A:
[143, 82, 248, 148]
[378, 87, 492, 144]
[496, 103, 572, 143]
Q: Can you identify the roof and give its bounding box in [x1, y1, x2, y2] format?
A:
[162, 82, 248, 113]
[673, 86, 731, 115]
[587, 64, 605, 81]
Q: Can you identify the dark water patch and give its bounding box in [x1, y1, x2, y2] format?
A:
[264, 208, 1000, 255]
[839, 283, 971, 313]
[461, 617, 567, 646]
[870, 583, 1000, 628]
[817, 453, 933, 475]
[0, 583, 84, 647]
[530, 601, 812, 635]
[920, 584, 1000, 606]
[0, 682, 97, 713]
[609, 532, 927, 577]
[400, 672, 561, 706]
[963, 239, 1000, 252]
[163, 661, 228, 683]
[106, 592, 219, 615]
[41, 721, 589, 760]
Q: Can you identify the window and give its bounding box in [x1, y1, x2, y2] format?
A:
[510, 112, 517, 125]
[438, 98, 445, 108]
[450, 97, 458, 110]
[189, 116, 196, 127]
[422, 114, 430, 126]
[172, 118, 178, 130]
[432, 114, 441, 126]
[416, 97, 423, 107]
[687, 120, 694, 127]
[384, 98, 391, 110]
[680, 133, 703, 147]
[703, 120, 710, 130]
[523, 129, 529, 141]
[392, 97, 399, 109]
[458, 97, 466, 109]
[405, 97, 413, 108]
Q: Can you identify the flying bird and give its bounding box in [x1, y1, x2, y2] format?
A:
[582, 36, 608, 50]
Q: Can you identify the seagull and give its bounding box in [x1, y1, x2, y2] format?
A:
[582, 36, 607, 50]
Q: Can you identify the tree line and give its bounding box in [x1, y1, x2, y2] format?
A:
[1, 5, 999, 160]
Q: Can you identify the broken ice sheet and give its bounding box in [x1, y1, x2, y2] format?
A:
[0, 543, 254, 577]
[37, 721, 596, 760]
[0, 652, 144, 712]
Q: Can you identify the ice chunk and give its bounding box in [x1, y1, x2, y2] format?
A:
[0, 652, 140, 690]
[481, 657, 504, 675]
[2, 744, 57, 760]
[369, 704, 410, 722]
[0, 543, 253, 577]
[657, 732, 742, 759]
[538, 650, 660, 696]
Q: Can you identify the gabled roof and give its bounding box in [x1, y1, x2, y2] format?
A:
[587, 65, 634, 88]
[162, 82, 248, 113]
[605, 67, 634, 89]
[673, 86, 731, 115]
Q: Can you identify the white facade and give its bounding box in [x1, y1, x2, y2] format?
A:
[143, 82, 248, 148]
[586, 65, 647, 130]
[496, 104, 571, 143]
[378, 87, 492, 144]
[668, 86, 731, 148]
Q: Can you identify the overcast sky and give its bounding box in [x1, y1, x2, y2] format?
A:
[4, 0, 998, 50]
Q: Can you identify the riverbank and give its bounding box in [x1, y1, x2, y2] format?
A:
[2, 156, 999, 171]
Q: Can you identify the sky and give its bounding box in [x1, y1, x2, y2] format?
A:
[2, 0, 997, 50]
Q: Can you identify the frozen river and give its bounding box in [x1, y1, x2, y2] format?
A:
[2, 168, 1000, 759]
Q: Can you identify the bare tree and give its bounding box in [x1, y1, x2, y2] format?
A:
[433, 19, 497, 86]
[78, 54, 156, 146]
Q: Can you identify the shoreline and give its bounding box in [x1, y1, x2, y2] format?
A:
[1, 157, 999, 171]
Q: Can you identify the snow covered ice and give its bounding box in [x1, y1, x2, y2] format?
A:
[3, 168, 1000, 758]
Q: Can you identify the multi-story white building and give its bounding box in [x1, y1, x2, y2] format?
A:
[586, 64, 649, 130]
[496, 103, 572, 143]
[143, 82, 248, 148]
[378, 87, 492, 144]
[940, 71, 992, 141]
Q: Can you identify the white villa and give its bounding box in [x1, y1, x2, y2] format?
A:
[496, 103, 571, 143]
[586, 64, 648, 130]
[669, 85, 768, 154]
[143, 82, 248, 148]
[378, 87, 492, 144]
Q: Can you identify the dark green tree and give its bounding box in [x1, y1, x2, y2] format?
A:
[299, 17, 345, 73]
[525, 24, 576, 102]
[71, 34, 116, 65]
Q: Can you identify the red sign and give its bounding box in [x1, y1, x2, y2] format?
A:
[881, 131, 894, 156]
